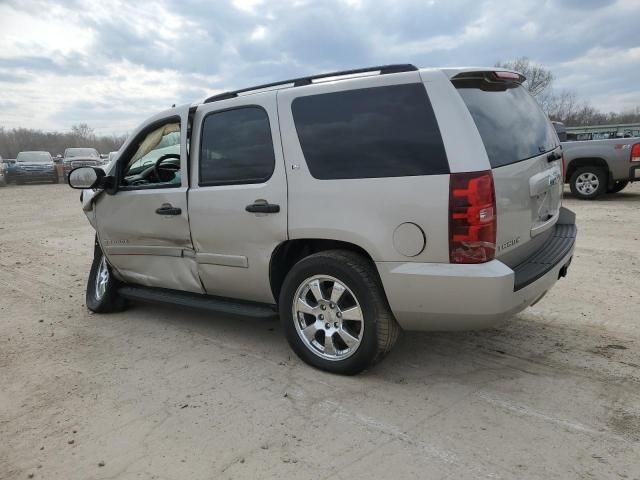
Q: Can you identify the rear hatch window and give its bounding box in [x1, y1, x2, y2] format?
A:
[454, 75, 558, 167]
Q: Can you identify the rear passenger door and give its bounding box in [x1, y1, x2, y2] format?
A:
[188, 92, 288, 304]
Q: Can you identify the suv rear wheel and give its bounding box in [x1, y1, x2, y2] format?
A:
[569, 167, 607, 200]
[279, 250, 400, 375]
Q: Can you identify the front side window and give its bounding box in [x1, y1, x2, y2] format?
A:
[121, 122, 181, 189]
[291, 83, 449, 180]
[199, 107, 275, 186]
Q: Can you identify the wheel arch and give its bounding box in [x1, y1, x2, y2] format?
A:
[565, 157, 609, 182]
[269, 239, 380, 303]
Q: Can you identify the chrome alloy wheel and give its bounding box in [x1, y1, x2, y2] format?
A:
[576, 172, 599, 195]
[95, 256, 109, 300]
[292, 275, 364, 361]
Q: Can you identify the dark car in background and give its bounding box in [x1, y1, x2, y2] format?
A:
[0, 156, 6, 186]
[14, 151, 58, 184]
[63, 148, 101, 181]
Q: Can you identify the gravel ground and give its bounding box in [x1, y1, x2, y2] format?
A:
[1, 182, 639, 480]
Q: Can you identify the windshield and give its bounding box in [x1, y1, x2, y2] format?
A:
[454, 81, 558, 168]
[17, 152, 52, 163]
[65, 148, 99, 158]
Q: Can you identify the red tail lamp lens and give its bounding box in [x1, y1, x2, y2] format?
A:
[494, 71, 521, 80]
[631, 143, 640, 162]
[449, 171, 497, 264]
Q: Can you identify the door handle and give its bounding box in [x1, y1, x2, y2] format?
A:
[155, 203, 182, 215]
[246, 202, 280, 214]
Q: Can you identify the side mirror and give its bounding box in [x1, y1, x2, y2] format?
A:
[68, 166, 106, 189]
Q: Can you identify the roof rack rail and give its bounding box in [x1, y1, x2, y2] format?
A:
[203, 64, 418, 104]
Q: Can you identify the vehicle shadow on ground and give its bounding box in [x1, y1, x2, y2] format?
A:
[114, 301, 632, 384]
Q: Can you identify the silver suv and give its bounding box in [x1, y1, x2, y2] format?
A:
[68, 64, 577, 375]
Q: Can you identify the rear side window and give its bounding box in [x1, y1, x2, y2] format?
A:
[291, 83, 449, 179]
[454, 81, 558, 168]
[199, 107, 275, 186]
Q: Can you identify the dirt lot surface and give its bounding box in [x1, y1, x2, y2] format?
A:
[1, 182, 639, 479]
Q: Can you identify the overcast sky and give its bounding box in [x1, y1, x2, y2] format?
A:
[1, 0, 639, 134]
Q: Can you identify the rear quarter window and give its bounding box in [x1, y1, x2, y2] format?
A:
[454, 81, 558, 168]
[291, 83, 449, 179]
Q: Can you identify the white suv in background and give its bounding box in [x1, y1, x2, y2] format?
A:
[68, 64, 577, 375]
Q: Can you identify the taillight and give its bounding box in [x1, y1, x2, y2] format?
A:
[494, 71, 521, 80]
[449, 171, 496, 264]
[631, 143, 640, 162]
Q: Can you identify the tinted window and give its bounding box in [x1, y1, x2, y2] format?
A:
[455, 82, 558, 168]
[291, 83, 449, 179]
[200, 107, 275, 186]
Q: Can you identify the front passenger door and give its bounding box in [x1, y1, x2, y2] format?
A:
[95, 108, 203, 293]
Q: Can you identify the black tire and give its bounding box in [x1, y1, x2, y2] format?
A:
[86, 243, 126, 313]
[607, 180, 628, 194]
[279, 250, 400, 375]
[569, 166, 607, 200]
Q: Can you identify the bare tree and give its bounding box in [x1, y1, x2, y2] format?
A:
[494, 57, 640, 126]
[495, 57, 554, 98]
[71, 123, 95, 140]
[546, 90, 579, 122]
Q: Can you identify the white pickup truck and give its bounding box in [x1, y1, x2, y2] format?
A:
[561, 137, 640, 199]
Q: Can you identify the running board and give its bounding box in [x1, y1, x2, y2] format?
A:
[118, 285, 277, 318]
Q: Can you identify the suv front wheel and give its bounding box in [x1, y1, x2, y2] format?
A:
[86, 244, 126, 313]
[279, 250, 400, 375]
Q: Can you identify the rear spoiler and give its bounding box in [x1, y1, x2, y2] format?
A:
[451, 70, 526, 85]
[450, 70, 526, 92]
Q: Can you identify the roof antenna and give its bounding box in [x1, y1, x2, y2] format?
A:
[171, 104, 176, 108]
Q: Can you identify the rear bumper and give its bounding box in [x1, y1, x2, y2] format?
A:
[377, 208, 577, 331]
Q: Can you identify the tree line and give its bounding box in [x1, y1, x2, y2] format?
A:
[496, 57, 640, 126]
[0, 124, 127, 159]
